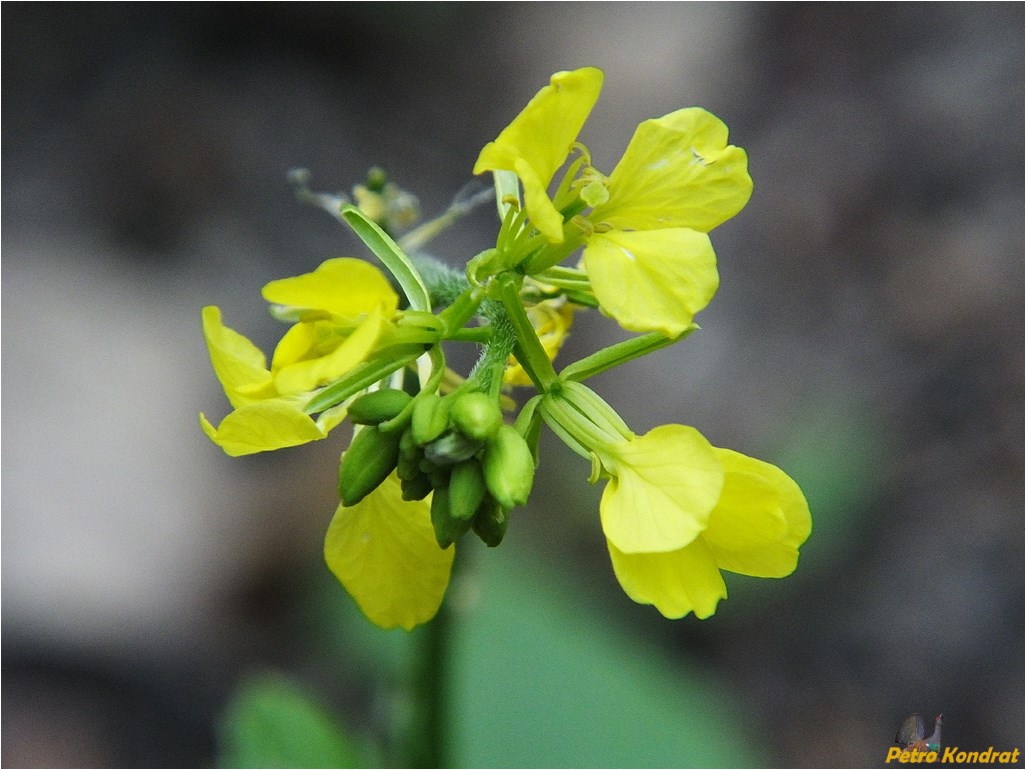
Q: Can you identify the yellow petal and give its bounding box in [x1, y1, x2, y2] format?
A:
[201, 306, 274, 407]
[324, 473, 454, 631]
[474, 67, 604, 243]
[515, 157, 566, 243]
[600, 425, 724, 554]
[269, 319, 320, 371]
[314, 401, 351, 435]
[592, 108, 753, 233]
[702, 448, 812, 577]
[607, 537, 727, 619]
[583, 229, 718, 336]
[199, 402, 326, 456]
[272, 311, 391, 395]
[261, 258, 399, 318]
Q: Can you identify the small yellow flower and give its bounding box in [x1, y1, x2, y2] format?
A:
[474, 67, 604, 243]
[475, 67, 752, 337]
[598, 424, 725, 554]
[200, 258, 401, 456]
[540, 383, 809, 619]
[324, 472, 454, 630]
[607, 448, 811, 619]
[588, 108, 753, 233]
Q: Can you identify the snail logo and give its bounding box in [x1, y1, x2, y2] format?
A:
[885, 714, 1022, 765]
[895, 713, 943, 753]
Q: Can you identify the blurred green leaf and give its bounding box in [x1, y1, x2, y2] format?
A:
[447, 542, 765, 768]
[772, 396, 894, 566]
[218, 672, 375, 768]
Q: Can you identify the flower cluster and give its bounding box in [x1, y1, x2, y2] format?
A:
[201, 67, 810, 630]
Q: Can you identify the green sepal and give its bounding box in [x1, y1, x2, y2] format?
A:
[424, 431, 484, 466]
[337, 426, 402, 507]
[482, 424, 535, 509]
[471, 495, 509, 548]
[430, 486, 473, 549]
[514, 394, 544, 466]
[411, 392, 450, 446]
[396, 428, 422, 481]
[400, 473, 434, 502]
[348, 388, 413, 425]
[448, 459, 488, 522]
[450, 391, 503, 442]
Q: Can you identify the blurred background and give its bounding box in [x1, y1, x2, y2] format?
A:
[3, 4, 1023, 767]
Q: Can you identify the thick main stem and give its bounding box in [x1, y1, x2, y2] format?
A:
[406, 599, 450, 768]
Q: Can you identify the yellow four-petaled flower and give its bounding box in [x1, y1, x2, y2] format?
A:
[475, 66, 753, 337]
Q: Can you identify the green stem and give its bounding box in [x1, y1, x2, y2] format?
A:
[406, 592, 450, 768]
[559, 327, 695, 382]
[493, 272, 558, 390]
[532, 265, 592, 292]
[303, 350, 422, 414]
[447, 327, 491, 343]
[437, 287, 485, 336]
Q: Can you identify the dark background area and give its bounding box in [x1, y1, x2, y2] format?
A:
[3, 3, 1023, 767]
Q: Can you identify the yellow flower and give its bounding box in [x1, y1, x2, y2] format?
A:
[581, 228, 718, 337]
[588, 108, 753, 233]
[324, 472, 454, 630]
[598, 424, 725, 554]
[540, 384, 809, 619]
[503, 297, 575, 387]
[607, 448, 811, 619]
[475, 67, 752, 337]
[540, 387, 725, 554]
[474, 67, 604, 243]
[200, 258, 402, 456]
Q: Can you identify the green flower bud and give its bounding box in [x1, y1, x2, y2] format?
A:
[348, 388, 413, 425]
[396, 428, 422, 481]
[482, 424, 535, 509]
[472, 496, 509, 548]
[430, 486, 471, 549]
[400, 472, 434, 502]
[447, 459, 487, 522]
[428, 467, 449, 490]
[449, 391, 503, 441]
[424, 431, 483, 466]
[411, 392, 451, 445]
[338, 425, 402, 507]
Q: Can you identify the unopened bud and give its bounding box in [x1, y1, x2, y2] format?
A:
[348, 388, 413, 426]
[411, 393, 450, 446]
[447, 459, 487, 522]
[472, 496, 509, 548]
[338, 426, 402, 507]
[482, 425, 535, 509]
[450, 391, 503, 441]
[424, 431, 483, 466]
[430, 486, 472, 549]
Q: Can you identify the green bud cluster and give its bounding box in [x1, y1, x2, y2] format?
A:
[337, 387, 536, 548]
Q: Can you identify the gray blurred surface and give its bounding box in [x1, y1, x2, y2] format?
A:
[3, 4, 1023, 767]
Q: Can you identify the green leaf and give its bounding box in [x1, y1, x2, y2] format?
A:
[340, 205, 431, 312]
[447, 542, 767, 768]
[218, 672, 375, 769]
